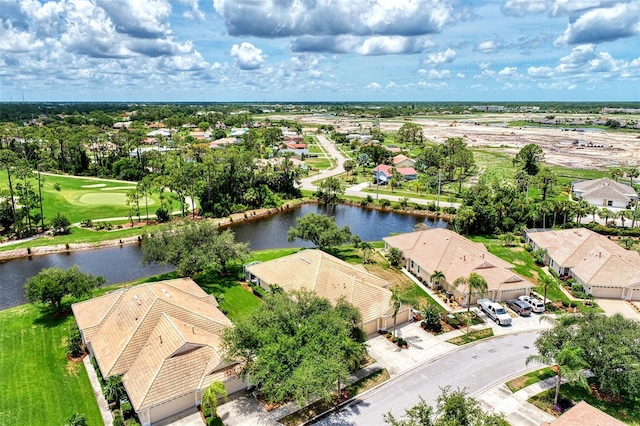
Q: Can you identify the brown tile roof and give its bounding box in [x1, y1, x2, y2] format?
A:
[72, 278, 231, 377]
[246, 249, 392, 324]
[122, 313, 232, 411]
[542, 400, 626, 426]
[384, 229, 531, 293]
[528, 228, 640, 288]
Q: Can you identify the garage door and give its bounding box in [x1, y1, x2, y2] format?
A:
[630, 288, 640, 301]
[591, 286, 623, 299]
[150, 393, 193, 424]
[497, 290, 525, 302]
[224, 376, 247, 395]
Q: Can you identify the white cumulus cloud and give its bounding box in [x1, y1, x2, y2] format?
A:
[423, 48, 456, 66]
[230, 42, 266, 70]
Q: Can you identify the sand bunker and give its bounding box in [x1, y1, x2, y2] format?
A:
[100, 186, 136, 190]
[81, 183, 107, 188]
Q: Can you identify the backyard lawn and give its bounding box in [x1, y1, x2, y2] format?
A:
[0, 305, 102, 426]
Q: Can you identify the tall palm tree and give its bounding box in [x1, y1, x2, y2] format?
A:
[538, 273, 558, 308]
[526, 344, 589, 405]
[430, 270, 445, 290]
[390, 287, 415, 337]
[453, 272, 488, 314]
[599, 207, 613, 226]
[202, 381, 228, 418]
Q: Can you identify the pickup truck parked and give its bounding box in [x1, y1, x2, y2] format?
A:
[519, 295, 545, 313]
[477, 299, 512, 325]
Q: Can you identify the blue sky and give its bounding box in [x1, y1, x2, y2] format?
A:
[1, 0, 639, 102]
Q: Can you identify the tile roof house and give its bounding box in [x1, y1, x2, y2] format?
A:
[392, 154, 416, 168]
[572, 178, 637, 208]
[384, 229, 533, 305]
[541, 400, 626, 426]
[525, 228, 640, 300]
[72, 278, 245, 426]
[244, 249, 411, 334]
[373, 164, 418, 182]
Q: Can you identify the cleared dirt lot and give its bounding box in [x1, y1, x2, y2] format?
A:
[279, 112, 640, 171]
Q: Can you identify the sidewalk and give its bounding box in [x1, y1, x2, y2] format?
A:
[217, 363, 384, 426]
[476, 381, 556, 426]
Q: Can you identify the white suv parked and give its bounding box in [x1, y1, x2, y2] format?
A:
[519, 295, 545, 313]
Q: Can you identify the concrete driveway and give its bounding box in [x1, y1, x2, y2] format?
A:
[596, 298, 640, 321]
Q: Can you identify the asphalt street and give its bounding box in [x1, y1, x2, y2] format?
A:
[313, 331, 539, 425]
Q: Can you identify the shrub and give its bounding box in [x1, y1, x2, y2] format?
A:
[426, 202, 437, 212]
[571, 283, 584, 293]
[113, 412, 124, 426]
[155, 207, 170, 223]
[443, 206, 457, 214]
[390, 202, 401, 210]
[120, 402, 134, 418]
[443, 314, 461, 328]
[67, 322, 84, 358]
[391, 336, 399, 343]
[80, 219, 93, 228]
[386, 331, 392, 338]
[53, 182, 61, 191]
[379, 198, 391, 208]
[421, 304, 442, 333]
[51, 212, 71, 235]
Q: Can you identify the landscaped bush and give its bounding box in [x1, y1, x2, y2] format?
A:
[155, 207, 170, 223]
[421, 304, 443, 333]
[442, 206, 457, 214]
[67, 322, 84, 358]
[120, 402, 133, 418]
[379, 198, 391, 208]
[443, 314, 461, 328]
[113, 412, 124, 426]
[80, 219, 93, 228]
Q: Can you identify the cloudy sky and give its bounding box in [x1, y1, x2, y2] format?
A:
[1, 0, 639, 102]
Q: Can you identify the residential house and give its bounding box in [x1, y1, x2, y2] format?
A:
[384, 229, 533, 305]
[392, 154, 416, 168]
[525, 228, 640, 300]
[373, 164, 418, 181]
[244, 249, 411, 334]
[72, 278, 245, 426]
[397, 166, 418, 181]
[541, 401, 626, 426]
[280, 142, 309, 157]
[572, 178, 636, 208]
[373, 164, 393, 183]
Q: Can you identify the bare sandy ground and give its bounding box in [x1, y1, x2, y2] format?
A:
[282, 113, 640, 170]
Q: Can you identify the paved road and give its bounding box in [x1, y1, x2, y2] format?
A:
[313, 331, 538, 425]
[300, 133, 460, 208]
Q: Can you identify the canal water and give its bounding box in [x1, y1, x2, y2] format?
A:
[0, 203, 448, 310]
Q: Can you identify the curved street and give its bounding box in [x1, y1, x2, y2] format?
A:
[313, 331, 539, 425]
[300, 133, 460, 208]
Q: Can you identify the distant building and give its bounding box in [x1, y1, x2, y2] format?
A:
[472, 105, 505, 112]
[572, 178, 636, 208]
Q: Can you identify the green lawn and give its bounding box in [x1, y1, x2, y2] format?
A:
[0, 173, 185, 224]
[506, 367, 556, 392]
[529, 378, 640, 425]
[0, 305, 102, 426]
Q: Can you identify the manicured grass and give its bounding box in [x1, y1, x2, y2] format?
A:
[506, 367, 556, 393]
[0, 305, 102, 426]
[468, 236, 545, 280]
[446, 328, 493, 345]
[0, 224, 163, 252]
[529, 378, 640, 425]
[0, 172, 182, 224]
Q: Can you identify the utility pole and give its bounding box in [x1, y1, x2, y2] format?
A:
[437, 171, 442, 209]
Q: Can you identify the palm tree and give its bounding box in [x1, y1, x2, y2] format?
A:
[360, 241, 374, 264]
[599, 208, 613, 226]
[575, 200, 590, 224]
[453, 272, 488, 314]
[390, 287, 415, 337]
[430, 270, 445, 290]
[201, 381, 228, 418]
[627, 167, 639, 187]
[538, 273, 558, 308]
[104, 375, 125, 404]
[526, 344, 589, 405]
[501, 232, 516, 247]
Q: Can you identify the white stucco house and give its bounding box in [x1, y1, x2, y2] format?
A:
[572, 178, 637, 208]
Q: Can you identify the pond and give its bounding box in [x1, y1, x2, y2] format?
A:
[0, 203, 448, 310]
[227, 203, 448, 250]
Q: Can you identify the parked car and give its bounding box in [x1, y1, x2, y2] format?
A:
[506, 299, 531, 316]
[477, 299, 512, 325]
[519, 295, 545, 313]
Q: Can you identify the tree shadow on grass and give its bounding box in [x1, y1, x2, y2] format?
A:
[194, 265, 244, 298]
[32, 303, 72, 328]
[325, 246, 363, 264]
